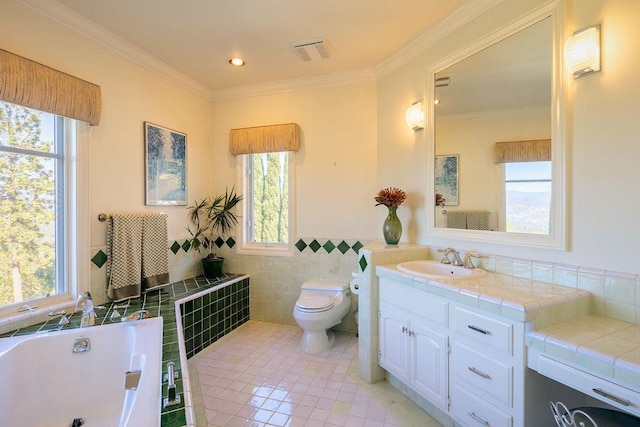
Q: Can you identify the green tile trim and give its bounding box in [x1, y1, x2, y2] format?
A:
[170, 241, 181, 254]
[337, 240, 350, 254]
[295, 239, 307, 252]
[359, 255, 368, 272]
[323, 240, 335, 253]
[2, 274, 247, 427]
[309, 239, 321, 252]
[352, 241, 364, 254]
[91, 250, 108, 268]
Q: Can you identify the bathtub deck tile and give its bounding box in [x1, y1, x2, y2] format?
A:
[0, 273, 248, 427]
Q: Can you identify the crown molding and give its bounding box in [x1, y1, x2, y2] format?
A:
[15, 0, 506, 101]
[211, 68, 376, 101]
[15, 0, 213, 100]
[374, 0, 506, 79]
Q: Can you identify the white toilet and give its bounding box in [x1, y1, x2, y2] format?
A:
[293, 281, 351, 354]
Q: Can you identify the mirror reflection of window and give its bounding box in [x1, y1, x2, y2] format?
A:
[502, 161, 551, 234]
[433, 17, 553, 235]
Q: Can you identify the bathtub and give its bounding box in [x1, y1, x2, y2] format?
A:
[0, 316, 163, 427]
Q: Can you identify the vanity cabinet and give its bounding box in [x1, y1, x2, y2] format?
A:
[449, 307, 519, 427]
[379, 279, 449, 409]
[378, 277, 536, 427]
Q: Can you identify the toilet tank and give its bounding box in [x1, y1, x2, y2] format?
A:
[301, 281, 349, 292]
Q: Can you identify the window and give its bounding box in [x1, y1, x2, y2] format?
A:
[238, 151, 294, 255]
[0, 101, 72, 308]
[502, 161, 552, 234]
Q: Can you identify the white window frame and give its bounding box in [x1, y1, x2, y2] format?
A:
[0, 106, 88, 323]
[236, 152, 295, 257]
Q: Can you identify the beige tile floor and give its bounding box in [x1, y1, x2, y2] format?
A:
[188, 320, 442, 427]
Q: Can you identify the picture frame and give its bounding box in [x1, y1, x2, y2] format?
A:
[434, 154, 459, 206]
[144, 122, 187, 206]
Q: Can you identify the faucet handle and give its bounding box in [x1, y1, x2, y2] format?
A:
[437, 248, 452, 264]
[464, 252, 484, 269]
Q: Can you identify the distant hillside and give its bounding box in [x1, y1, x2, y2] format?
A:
[506, 191, 551, 234]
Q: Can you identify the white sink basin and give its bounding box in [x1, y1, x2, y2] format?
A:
[396, 260, 486, 281]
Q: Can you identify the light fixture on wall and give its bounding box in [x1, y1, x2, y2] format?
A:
[565, 26, 600, 78]
[405, 101, 424, 131]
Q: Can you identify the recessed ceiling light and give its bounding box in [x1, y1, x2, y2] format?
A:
[228, 57, 245, 67]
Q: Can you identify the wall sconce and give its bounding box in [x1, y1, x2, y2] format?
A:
[565, 26, 600, 78]
[405, 101, 424, 131]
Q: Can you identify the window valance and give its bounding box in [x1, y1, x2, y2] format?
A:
[229, 123, 300, 155]
[494, 139, 551, 163]
[0, 49, 102, 125]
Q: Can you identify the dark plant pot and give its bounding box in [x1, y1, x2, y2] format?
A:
[201, 256, 224, 279]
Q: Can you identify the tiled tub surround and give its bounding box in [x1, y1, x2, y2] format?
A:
[90, 236, 365, 336]
[0, 275, 250, 427]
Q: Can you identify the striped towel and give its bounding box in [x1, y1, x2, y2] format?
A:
[107, 214, 169, 302]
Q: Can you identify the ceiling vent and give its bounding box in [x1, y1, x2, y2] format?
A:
[292, 38, 331, 62]
[435, 76, 451, 87]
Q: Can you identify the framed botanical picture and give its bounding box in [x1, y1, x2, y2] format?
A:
[434, 154, 458, 206]
[144, 122, 187, 206]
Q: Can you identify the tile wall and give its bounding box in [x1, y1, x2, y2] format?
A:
[91, 235, 365, 334]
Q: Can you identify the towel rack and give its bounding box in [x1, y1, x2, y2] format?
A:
[97, 212, 166, 222]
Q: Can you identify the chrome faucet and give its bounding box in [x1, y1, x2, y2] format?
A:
[75, 291, 96, 327]
[437, 247, 464, 266]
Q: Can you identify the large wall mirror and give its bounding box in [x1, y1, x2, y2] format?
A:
[426, 3, 566, 249]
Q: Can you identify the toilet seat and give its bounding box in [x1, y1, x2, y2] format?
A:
[295, 296, 334, 313]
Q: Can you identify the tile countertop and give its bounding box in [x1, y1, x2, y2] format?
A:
[376, 264, 591, 324]
[526, 315, 640, 391]
[377, 264, 640, 398]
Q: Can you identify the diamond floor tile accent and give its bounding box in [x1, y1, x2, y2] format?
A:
[351, 241, 363, 254]
[189, 321, 442, 427]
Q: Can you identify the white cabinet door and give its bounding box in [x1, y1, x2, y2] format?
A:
[410, 320, 448, 409]
[379, 305, 409, 381]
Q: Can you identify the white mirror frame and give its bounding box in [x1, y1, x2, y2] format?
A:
[426, 1, 567, 250]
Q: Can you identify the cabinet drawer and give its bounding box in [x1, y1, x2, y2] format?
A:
[452, 342, 513, 408]
[380, 278, 448, 326]
[451, 384, 512, 427]
[537, 355, 640, 418]
[454, 307, 512, 355]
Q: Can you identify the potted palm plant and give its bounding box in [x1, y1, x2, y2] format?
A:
[187, 187, 242, 278]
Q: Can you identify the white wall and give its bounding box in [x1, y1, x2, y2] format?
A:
[377, 0, 640, 275]
[211, 83, 378, 239]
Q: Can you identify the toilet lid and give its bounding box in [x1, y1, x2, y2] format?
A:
[296, 296, 334, 312]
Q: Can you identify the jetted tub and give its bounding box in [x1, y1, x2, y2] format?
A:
[0, 316, 163, 427]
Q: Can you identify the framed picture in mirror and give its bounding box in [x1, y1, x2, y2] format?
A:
[435, 154, 458, 206]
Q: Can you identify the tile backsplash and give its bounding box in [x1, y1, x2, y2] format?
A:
[91, 237, 640, 334]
